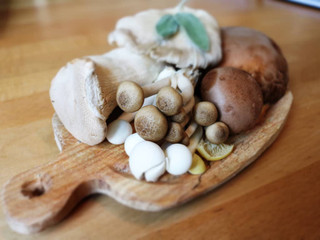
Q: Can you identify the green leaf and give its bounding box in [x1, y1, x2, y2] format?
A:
[156, 14, 179, 38]
[174, 13, 210, 51]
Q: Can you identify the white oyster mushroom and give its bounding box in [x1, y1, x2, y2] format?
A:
[129, 141, 166, 182]
[165, 144, 192, 175]
[106, 119, 132, 145]
[50, 48, 164, 145]
[108, 7, 222, 69]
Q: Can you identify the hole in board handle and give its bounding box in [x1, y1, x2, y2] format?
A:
[21, 173, 52, 199]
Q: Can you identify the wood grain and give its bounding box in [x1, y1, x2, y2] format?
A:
[0, 0, 319, 239]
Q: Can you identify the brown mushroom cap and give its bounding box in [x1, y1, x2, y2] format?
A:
[206, 122, 229, 144]
[193, 101, 218, 127]
[201, 67, 263, 134]
[116, 81, 144, 113]
[134, 105, 168, 141]
[156, 86, 183, 116]
[220, 26, 288, 103]
[165, 122, 184, 143]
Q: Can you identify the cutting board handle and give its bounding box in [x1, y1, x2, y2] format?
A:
[1, 144, 111, 235]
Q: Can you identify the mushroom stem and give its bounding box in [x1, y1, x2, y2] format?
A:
[171, 96, 195, 123]
[185, 121, 198, 138]
[142, 77, 172, 97]
[117, 95, 156, 122]
[188, 126, 203, 154]
[180, 120, 199, 146]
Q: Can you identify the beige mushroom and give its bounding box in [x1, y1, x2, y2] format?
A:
[134, 105, 168, 142]
[193, 101, 218, 127]
[156, 86, 183, 116]
[164, 114, 190, 143]
[108, 6, 222, 69]
[50, 48, 164, 145]
[205, 122, 229, 144]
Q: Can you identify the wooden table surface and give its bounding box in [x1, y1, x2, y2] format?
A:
[0, 0, 319, 239]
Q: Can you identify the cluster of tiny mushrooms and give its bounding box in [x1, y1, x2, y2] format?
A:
[50, 3, 288, 182]
[105, 66, 230, 182]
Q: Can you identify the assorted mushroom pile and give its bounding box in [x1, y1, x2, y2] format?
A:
[50, 2, 288, 182]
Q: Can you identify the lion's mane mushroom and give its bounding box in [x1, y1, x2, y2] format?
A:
[50, 48, 164, 145]
[108, 7, 222, 69]
[201, 67, 263, 134]
[219, 26, 288, 103]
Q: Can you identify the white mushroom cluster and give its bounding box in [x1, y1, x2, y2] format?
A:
[125, 126, 203, 182]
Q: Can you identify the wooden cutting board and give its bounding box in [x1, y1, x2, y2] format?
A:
[1, 91, 293, 235]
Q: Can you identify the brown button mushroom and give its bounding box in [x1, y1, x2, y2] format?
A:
[219, 26, 288, 103]
[165, 122, 185, 143]
[134, 105, 168, 142]
[193, 101, 218, 127]
[206, 122, 229, 144]
[156, 86, 183, 116]
[201, 67, 263, 134]
[116, 81, 144, 113]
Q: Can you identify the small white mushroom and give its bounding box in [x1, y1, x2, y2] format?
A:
[164, 126, 203, 175]
[124, 133, 146, 156]
[165, 144, 192, 176]
[106, 120, 132, 145]
[129, 141, 166, 182]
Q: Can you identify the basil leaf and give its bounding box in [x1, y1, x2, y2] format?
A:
[156, 14, 179, 38]
[174, 13, 210, 51]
